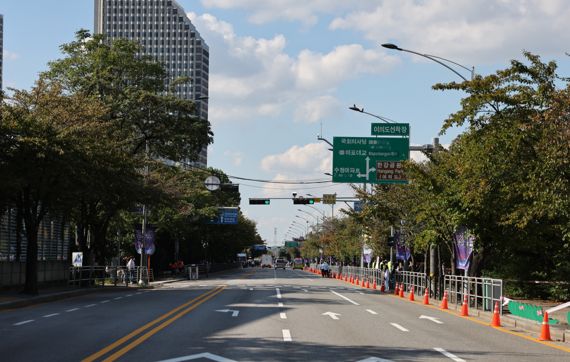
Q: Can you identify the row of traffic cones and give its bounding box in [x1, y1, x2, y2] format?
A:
[324, 270, 553, 342]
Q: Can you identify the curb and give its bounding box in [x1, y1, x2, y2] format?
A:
[0, 286, 133, 311]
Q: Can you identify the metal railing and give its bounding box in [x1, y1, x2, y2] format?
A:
[445, 274, 503, 314]
[68, 266, 153, 287]
[309, 264, 503, 315]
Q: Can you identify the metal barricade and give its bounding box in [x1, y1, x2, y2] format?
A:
[394, 271, 429, 295]
[188, 264, 199, 280]
[444, 275, 503, 314]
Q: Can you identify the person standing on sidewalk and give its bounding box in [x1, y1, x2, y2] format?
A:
[127, 257, 136, 284]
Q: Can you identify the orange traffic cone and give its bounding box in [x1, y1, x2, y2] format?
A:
[538, 311, 552, 341]
[355, 277, 359, 285]
[460, 294, 469, 316]
[399, 284, 405, 298]
[373, 280, 377, 290]
[423, 288, 429, 305]
[380, 283, 385, 292]
[394, 283, 399, 295]
[409, 287, 415, 301]
[366, 280, 370, 289]
[361, 278, 365, 287]
[490, 301, 501, 327]
[440, 291, 449, 310]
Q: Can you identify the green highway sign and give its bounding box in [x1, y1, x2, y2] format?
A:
[332, 136, 409, 184]
[371, 123, 410, 136]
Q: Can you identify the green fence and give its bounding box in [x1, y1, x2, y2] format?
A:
[507, 301, 558, 325]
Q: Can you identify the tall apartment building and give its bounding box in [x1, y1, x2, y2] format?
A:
[94, 0, 209, 167]
[1, 14, 4, 91]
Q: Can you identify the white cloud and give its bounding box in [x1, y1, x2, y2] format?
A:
[294, 95, 342, 124]
[224, 150, 244, 166]
[201, 0, 377, 25]
[261, 142, 331, 174]
[329, 0, 570, 64]
[4, 50, 20, 61]
[187, 12, 397, 125]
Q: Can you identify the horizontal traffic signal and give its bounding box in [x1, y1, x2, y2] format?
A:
[249, 198, 270, 205]
[293, 197, 315, 205]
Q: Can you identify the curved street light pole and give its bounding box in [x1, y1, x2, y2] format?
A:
[381, 43, 474, 81]
[349, 104, 396, 123]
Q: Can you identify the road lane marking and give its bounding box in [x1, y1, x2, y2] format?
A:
[359, 292, 365, 295]
[126, 294, 133, 297]
[434, 347, 465, 362]
[66, 308, 79, 312]
[280, 313, 287, 319]
[366, 309, 378, 315]
[85, 304, 96, 308]
[158, 352, 237, 362]
[101, 300, 110, 304]
[275, 288, 282, 299]
[419, 315, 443, 324]
[278, 302, 284, 307]
[13, 320, 34, 326]
[249, 288, 253, 291]
[282, 329, 292, 342]
[302, 289, 308, 292]
[322, 312, 341, 320]
[113, 297, 122, 300]
[43, 313, 60, 318]
[390, 323, 409, 332]
[82, 286, 225, 362]
[330, 290, 360, 305]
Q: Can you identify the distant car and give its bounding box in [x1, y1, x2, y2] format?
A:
[274, 258, 287, 269]
[292, 258, 304, 269]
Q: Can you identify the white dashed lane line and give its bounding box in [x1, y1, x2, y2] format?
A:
[43, 313, 59, 318]
[84, 304, 96, 308]
[282, 329, 292, 342]
[13, 320, 34, 326]
[330, 290, 360, 305]
[390, 323, 409, 332]
[100, 300, 110, 304]
[114, 297, 123, 300]
[278, 302, 284, 307]
[434, 347, 465, 362]
[275, 288, 282, 299]
[280, 313, 287, 319]
[66, 308, 79, 313]
[366, 309, 378, 315]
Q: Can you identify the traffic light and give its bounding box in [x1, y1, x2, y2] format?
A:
[249, 198, 270, 205]
[293, 197, 315, 205]
[387, 236, 395, 247]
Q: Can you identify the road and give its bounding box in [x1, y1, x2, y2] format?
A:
[1, 268, 568, 361]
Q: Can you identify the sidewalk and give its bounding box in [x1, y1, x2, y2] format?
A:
[0, 278, 184, 311]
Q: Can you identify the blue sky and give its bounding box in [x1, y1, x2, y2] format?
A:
[3, 1, 570, 245]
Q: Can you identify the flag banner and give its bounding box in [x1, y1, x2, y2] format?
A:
[395, 231, 411, 261]
[454, 225, 475, 270]
[135, 224, 156, 255]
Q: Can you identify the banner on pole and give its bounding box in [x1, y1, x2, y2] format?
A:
[394, 231, 411, 261]
[453, 225, 475, 270]
[135, 224, 156, 255]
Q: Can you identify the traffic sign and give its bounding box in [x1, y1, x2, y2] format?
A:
[208, 207, 239, 224]
[322, 194, 336, 204]
[332, 136, 409, 184]
[371, 123, 410, 136]
[249, 198, 270, 205]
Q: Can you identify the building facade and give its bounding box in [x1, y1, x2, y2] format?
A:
[94, 0, 209, 167]
[1, 14, 4, 91]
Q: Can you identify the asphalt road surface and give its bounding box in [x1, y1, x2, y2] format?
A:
[1, 268, 569, 361]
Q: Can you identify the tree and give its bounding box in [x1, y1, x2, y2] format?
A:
[1, 81, 106, 294]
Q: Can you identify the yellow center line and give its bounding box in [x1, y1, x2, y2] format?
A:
[82, 286, 225, 362]
[388, 293, 570, 353]
[102, 286, 226, 362]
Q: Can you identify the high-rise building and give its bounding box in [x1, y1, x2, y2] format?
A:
[1, 14, 4, 91]
[94, 0, 209, 167]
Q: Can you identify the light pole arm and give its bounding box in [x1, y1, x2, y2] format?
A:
[382, 43, 473, 81]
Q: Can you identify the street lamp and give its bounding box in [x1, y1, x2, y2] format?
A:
[349, 104, 396, 123]
[381, 43, 474, 81]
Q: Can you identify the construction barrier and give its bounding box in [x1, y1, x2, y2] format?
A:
[507, 301, 559, 325]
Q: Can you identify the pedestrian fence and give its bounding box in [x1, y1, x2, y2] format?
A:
[68, 266, 153, 287]
[507, 300, 559, 324]
[313, 263, 503, 315]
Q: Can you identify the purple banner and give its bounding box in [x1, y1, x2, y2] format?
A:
[394, 231, 411, 261]
[454, 226, 475, 270]
[135, 224, 156, 255]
